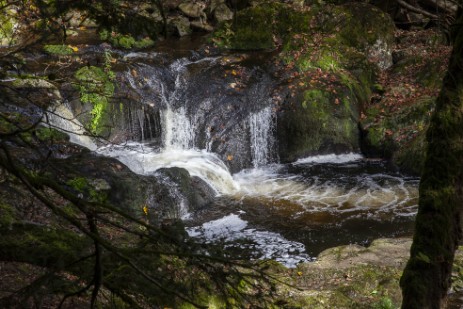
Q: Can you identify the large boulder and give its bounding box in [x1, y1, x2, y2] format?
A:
[209, 2, 395, 163]
[277, 77, 361, 162]
[51, 153, 215, 227]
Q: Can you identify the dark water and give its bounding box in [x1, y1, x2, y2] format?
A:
[185, 154, 419, 265]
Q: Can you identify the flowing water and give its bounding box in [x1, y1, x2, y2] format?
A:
[53, 51, 419, 267]
[98, 143, 418, 267]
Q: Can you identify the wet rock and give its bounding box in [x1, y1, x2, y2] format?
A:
[48, 153, 215, 227]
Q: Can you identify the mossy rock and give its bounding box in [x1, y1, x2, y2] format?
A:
[212, 2, 312, 50]
[361, 97, 435, 174]
[99, 30, 155, 49]
[1, 78, 61, 109]
[275, 238, 412, 308]
[43, 44, 75, 55]
[277, 80, 360, 162]
[75, 66, 115, 135]
[332, 4, 394, 50]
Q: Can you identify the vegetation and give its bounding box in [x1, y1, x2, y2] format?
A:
[99, 30, 155, 49]
[1, 0, 462, 308]
[400, 5, 463, 308]
[43, 44, 75, 55]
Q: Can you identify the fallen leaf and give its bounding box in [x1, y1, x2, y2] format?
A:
[68, 45, 79, 52]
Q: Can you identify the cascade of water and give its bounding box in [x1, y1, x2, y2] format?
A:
[159, 59, 196, 150]
[162, 106, 194, 150]
[46, 103, 97, 151]
[137, 108, 145, 142]
[155, 173, 191, 220]
[249, 106, 275, 168]
[97, 143, 240, 195]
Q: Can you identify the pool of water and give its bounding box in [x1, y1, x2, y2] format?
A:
[185, 154, 419, 266]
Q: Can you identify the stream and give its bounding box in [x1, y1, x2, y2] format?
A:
[50, 48, 419, 267]
[98, 144, 418, 267]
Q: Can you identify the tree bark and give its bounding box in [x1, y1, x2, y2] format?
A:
[400, 5, 463, 309]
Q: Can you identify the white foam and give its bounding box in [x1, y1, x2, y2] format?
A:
[186, 214, 311, 267]
[233, 165, 418, 216]
[293, 153, 363, 165]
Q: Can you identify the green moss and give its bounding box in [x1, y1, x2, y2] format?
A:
[99, 29, 155, 49]
[278, 84, 360, 161]
[35, 127, 69, 142]
[43, 44, 74, 55]
[331, 4, 394, 50]
[213, 2, 313, 50]
[67, 177, 107, 203]
[0, 202, 16, 228]
[75, 65, 115, 135]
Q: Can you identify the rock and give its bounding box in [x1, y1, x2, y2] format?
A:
[190, 20, 214, 32]
[210, 0, 226, 13]
[10, 78, 57, 90]
[170, 16, 192, 36]
[1, 78, 61, 109]
[142, 167, 215, 225]
[137, 3, 163, 21]
[213, 3, 234, 23]
[64, 10, 85, 28]
[359, 29, 448, 174]
[89, 178, 111, 191]
[47, 153, 215, 229]
[277, 83, 360, 163]
[178, 2, 206, 18]
[65, 10, 97, 28]
[315, 238, 412, 268]
[164, 0, 183, 10]
[324, 3, 395, 71]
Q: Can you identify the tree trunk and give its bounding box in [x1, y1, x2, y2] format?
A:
[400, 5, 463, 309]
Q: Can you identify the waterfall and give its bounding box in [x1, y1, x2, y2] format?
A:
[46, 103, 97, 151]
[162, 106, 194, 150]
[136, 108, 145, 142]
[97, 143, 240, 195]
[249, 106, 275, 168]
[159, 59, 196, 150]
